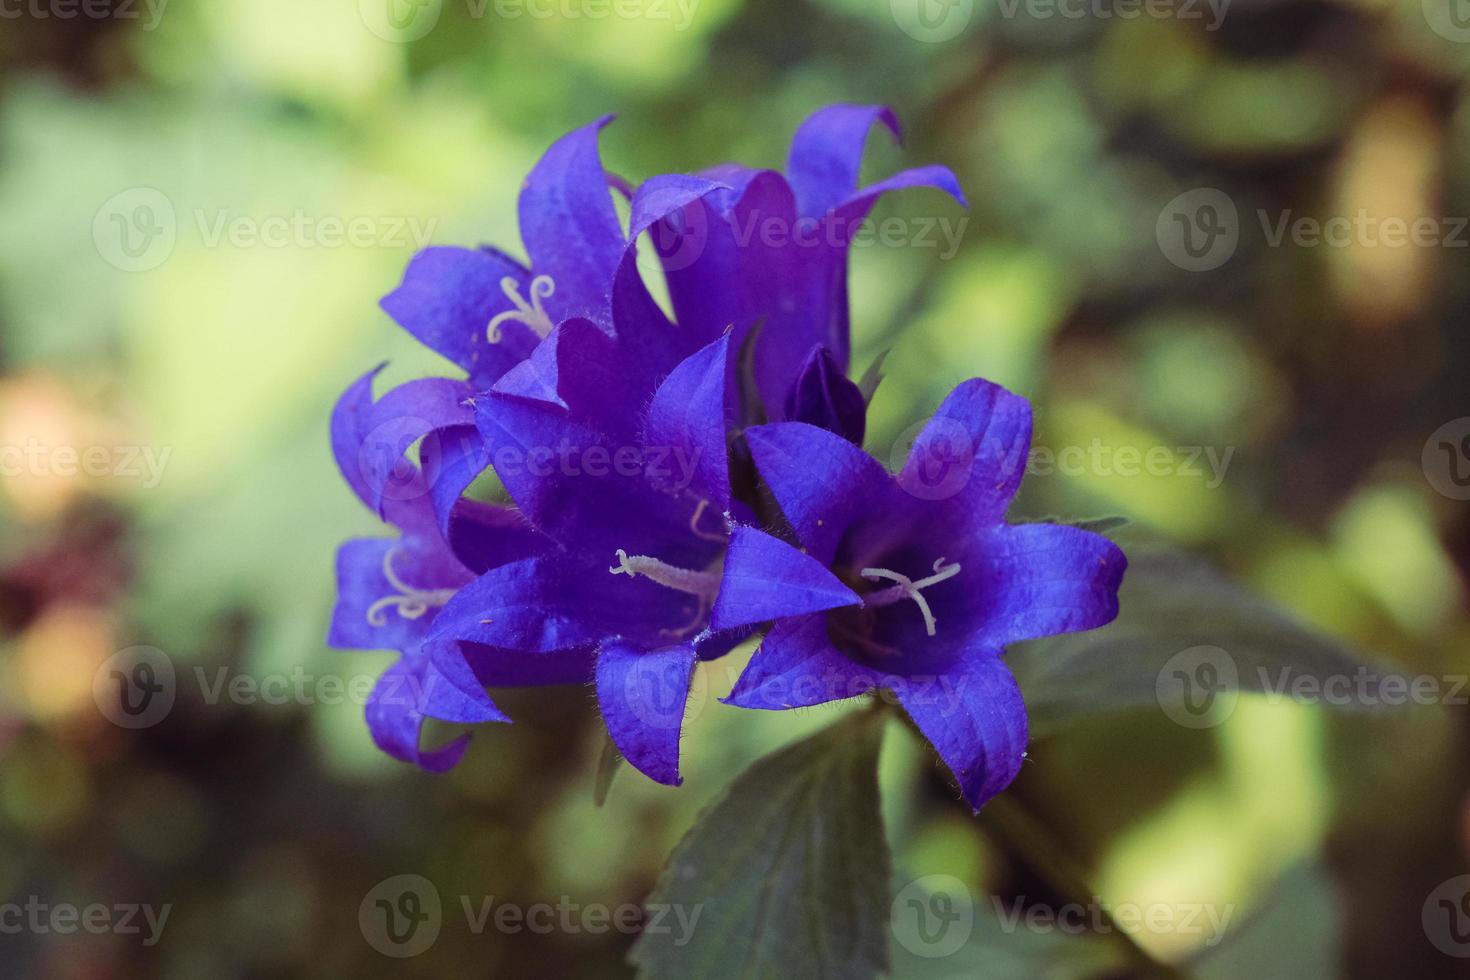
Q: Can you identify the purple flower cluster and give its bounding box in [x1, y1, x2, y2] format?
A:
[327, 105, 1126, 810]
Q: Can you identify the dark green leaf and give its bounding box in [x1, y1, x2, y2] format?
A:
[1012, 546, 1402, 737]
[631, 710, 891, 980]
[887, 871, 1127, 980]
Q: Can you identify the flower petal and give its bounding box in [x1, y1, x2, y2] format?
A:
[426, 553, 695, 654]
[596, 640, 697, 786]
[605, 174, 731, 378]
[643, 333, 731, 508]
[898, 378, 1032, 522]
[518, 116, 625, 329]
[825, 164, 967, 241]
[744, 422, 895, 563]
[895, 649, 1027, 812]
[492, 318, 656, 443]
[442, 640, 597, 688]
[476, 390, 716, 567]
[331, 364, 386, 509]
[380, 246, 540, 387]
[439, 499, 549, 576]
[353, 376, 476, 517]
[784, 344, 867, 445]
[724, 615, 882, 710]
[418, 646, 510, 724]
[365, 657, 473, 773]
[785, 104, 901, 219]
[710, 526, 859, 632]
[328, 536, 471, 653]
[945, 522, 1127, 648]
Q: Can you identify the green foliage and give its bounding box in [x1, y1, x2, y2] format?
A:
[1191, 863, 1343, 980]
[1012, 546, 1398, 737]
[631, 710, 891, 980]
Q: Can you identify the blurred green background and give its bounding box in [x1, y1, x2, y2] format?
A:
[1, 0, 1468, 976]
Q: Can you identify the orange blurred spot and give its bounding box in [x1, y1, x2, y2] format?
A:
[14, 603, 115, 726]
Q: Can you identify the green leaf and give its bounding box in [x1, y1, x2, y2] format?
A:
[594, 735, 623, 808]
[1190, 863, 1342, 980]
[858, 349, 891, 404]
[1011, 546, 1400, 737]
[887, 872, 1127, 980]
[630, 710, 892, 980]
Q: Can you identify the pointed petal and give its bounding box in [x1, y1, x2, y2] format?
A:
[784, 344, 867, 443]
[724, 615, 882, 710]
[365, 657, 473, 773]
[518, 116, 625, 329]
[419, 647, 510, 724]
[896, 650, 1027, 812]
[898, 378, 1033, 520]
[380, 246, 540, 387]
[352, 377, 476, 516]
[328, 536, 471, 654]
[945, 522, 1127, 648]
[744, 422, 895, 563]
[644, 334, 731, 507]
[825, 164, 967, 243]
[629, 173, 732, 243]
[331, 364, 387, 509]
[417, 423, 488, 538]
[492, 318, 653, 442]
[596, 640, 697, 786]
[785, 104, 901, 219]
[426, 554, 695, 654]
[711, 527, 859, 632]
[604, 175, 733, 379]
[475, 391, 717, 567]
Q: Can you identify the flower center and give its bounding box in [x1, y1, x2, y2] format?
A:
[487, 274, 556, 343]
[859, 558, 961, 637]
[365, 548, 458, 626]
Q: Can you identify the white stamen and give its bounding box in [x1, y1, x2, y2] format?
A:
[610, 548, 723, 640]
[487, 274, 556, 343]
[688, 499, 727, 543]
[366, 548, 458, 626]
[860, 558, 962, 637]
[609, 549, 722, 599]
